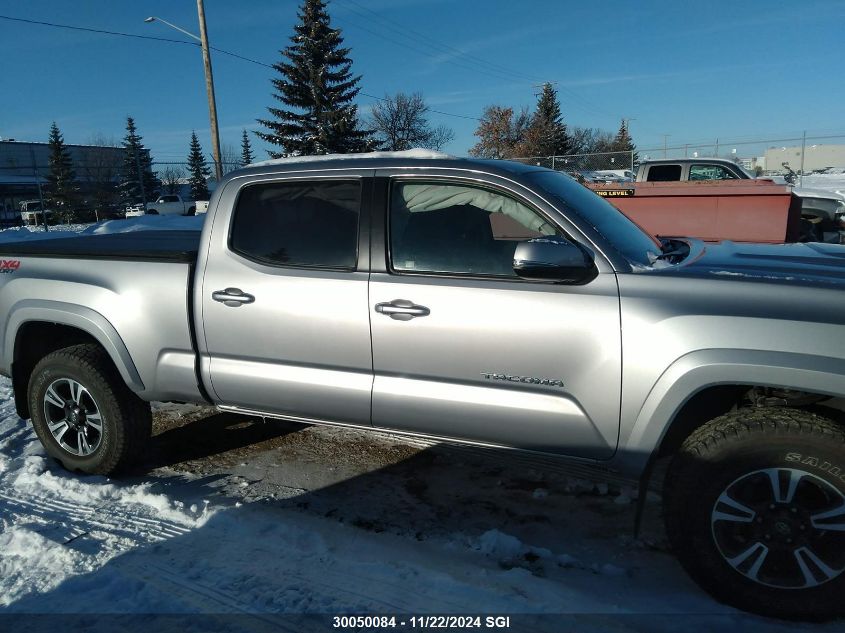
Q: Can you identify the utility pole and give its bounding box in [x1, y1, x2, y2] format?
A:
[799, 130, 807, 187]
[29, 146, 48, 231]
[135, 149, 148, 213]
[196, 0, 223, 182]
[715, 138, 720, 157]
[662, 134, 670, 158]
[147, 11, 223, 182]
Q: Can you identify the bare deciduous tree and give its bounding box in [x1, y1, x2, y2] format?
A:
[468, 105, 531, 159]
[219, 142, 240, 174]
[159, 165, 186, 194]
[369, 92, 455, 151]
[82, 133, 122, 217]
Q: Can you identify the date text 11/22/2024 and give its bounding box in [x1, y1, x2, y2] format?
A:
[332, 615, 512, 629]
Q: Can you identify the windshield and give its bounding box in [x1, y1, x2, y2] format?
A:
[527, 170, 661, 266]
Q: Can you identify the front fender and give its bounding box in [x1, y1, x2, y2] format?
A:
[3, 299, 145, 392]
[613, 348, 845, 477]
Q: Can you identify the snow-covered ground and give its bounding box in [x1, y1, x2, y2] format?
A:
[800, 171, 845, 197]
[0, 380, 838, 631]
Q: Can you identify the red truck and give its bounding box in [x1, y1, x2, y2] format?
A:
[588, 158, 845, 244]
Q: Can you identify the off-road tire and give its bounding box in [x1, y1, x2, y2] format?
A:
[664, 407, 845, 620]
[28, 344, 151, 475]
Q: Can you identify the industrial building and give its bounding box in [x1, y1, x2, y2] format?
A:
[0, 139, 137, 224]
[763, 144, 845, 174]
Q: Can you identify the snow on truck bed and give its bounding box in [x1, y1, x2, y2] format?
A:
[0, 216, 205, 261]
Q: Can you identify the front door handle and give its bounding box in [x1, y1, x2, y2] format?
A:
[212, 287, 255, 307]
[375, 299, 430, 321]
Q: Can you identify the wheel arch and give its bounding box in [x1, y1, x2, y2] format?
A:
[616, 349, 845, 479]
[6, 301, 145, 418]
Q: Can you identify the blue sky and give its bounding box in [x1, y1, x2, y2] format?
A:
[1, 0, 843, 162]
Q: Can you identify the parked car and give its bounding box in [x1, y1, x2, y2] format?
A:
[19, 200, 53, 226]
[124, 203, 146, 219]
[635, 158, 845, 242]
[0, 152, 843, 619]
[145, 194, 197, 216]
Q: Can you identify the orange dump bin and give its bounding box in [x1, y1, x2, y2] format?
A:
[588, 180, 802, 243]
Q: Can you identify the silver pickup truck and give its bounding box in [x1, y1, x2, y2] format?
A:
[1, 152, 844, 618]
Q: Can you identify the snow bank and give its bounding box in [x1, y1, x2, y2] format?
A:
[0, 215, 204, 246]
[81, 215, 205, 235]
[800, 172, 845, 198]
[249, 148, 454, 168]
[0, 224, 91, 243]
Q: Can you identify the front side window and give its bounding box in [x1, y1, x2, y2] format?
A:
[230, 180, 360, 269]
[646, 164, 682, 181]
[390, 181, 560, 277]
[689, 164, 738, 181]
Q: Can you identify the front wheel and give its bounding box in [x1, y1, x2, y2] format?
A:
[28, 344, 151, 475]
[664, 407, 845, 619]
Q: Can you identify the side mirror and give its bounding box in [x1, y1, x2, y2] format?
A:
[513, 235, 596, 283]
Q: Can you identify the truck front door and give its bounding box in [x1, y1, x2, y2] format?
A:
[368, 173, 621, 459]
[198, 173, 373, 426]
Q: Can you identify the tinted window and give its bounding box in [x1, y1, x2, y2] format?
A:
[390, 181, 560, 277]
[646, 165, 682, 181]
[162, 195, 180, 202]
[689, 164, 738, 180]
[230, 180, 360, 269]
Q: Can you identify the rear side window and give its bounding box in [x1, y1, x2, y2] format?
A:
[230, 180, 360, 269]
[646, 165, 682, 181]
[689, 164, 738, 180]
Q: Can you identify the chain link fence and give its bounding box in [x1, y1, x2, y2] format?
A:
[510, 151, 635, 179]
[511, 133, 845, 186]
[637, 132, 845, 179]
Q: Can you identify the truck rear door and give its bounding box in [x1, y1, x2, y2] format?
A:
[198, 171, 374, 426]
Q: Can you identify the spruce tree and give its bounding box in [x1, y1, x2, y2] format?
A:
[187, 132, 211, 200]
[610, 119, 638, 164]
[119, 116, 159, 204]
[240, 130, 255, 166]
[531, 83, 573, 157]
[45, 122, 77, 218]
[256, 0, 374, 157]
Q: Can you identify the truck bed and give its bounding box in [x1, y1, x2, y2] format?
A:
[0, 230, 201, 262]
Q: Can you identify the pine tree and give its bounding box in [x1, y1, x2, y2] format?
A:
[256, 0, 374, 157]
[119, 116, 159, 204]
[529, 83, 573, 157]
[187, 132, 211, 200]
[45, 122, 77, 219]
[240, 130, 255, 166]
[610, 119, 638, 163]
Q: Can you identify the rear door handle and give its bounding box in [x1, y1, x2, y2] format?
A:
[375, 299, 430, 321]
[212, 288, 255, 307]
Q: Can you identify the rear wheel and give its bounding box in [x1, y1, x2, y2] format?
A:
[664, 407, 845, 619]
[27, 344, 151, 475]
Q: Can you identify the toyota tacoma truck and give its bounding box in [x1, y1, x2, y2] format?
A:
[0, 152, 843, 619]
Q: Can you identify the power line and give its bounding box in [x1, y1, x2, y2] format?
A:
[0, 13, 481, 122]
[332, 0, 619, 120]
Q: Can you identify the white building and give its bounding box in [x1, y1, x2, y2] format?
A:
[764, 144, 845, 173]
